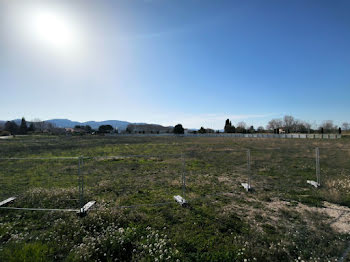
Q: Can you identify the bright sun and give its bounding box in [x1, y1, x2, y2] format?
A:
[6, 3, 89, 70]
[32, 11, 75, 50]
[26, 7, 80, 54]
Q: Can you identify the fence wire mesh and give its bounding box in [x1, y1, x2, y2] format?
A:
[249, 148, 317, 202]
[82, 154, 183, 209]
[246, 147, 350, 206]
[0, 147, 349, 212]
[184, 149, 247, 202]
[0, 157, 80, 211]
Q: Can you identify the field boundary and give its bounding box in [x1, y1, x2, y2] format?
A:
[111, 133, 342, 139]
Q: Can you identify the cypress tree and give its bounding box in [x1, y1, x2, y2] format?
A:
[19, 117, 28, 134]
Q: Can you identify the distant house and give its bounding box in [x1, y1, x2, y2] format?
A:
[184, 129, 193, 134]
[205, 128, 215, 133]
[65, 128, 74, 133]
[65, 127, 90, 135]
[74, 127, 89, 135]
[278, 128, 285, 134]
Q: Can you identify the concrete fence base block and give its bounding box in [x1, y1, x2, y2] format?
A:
[307, 180, 320, 188]
[174, 195, 188, 207]
[241, 183, 252, 192]
[0, 197, 16, 207]
[77, 201, 96, 216]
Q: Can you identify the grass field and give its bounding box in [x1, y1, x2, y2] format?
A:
[1, 135, 350, 261]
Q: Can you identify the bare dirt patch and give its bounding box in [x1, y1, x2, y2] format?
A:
[266, 198, 350, 233]
[218, 175, 231, 183]
[300, 202, 350, 234]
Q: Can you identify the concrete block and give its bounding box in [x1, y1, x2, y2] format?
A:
[174, 195, 188, 206]
[307, 180, 320, 188]
[0, 197, 16, 207]
[241, 183, 251, 192]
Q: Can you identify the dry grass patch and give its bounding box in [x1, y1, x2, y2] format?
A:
[265, 198, 350, 234]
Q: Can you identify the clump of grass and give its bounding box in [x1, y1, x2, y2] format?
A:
[68, 225, 178, 261]
[0, 242, 53, 262]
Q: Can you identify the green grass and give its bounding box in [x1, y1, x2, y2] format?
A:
[1, 135, 350, 261]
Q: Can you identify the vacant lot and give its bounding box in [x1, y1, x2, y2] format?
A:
[1, 135, 350, 261]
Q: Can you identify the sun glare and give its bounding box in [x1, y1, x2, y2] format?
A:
[31, 10, 75, 50]
[24, 7, 81, 56]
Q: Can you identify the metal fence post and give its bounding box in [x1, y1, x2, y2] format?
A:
[77, 156, 95, 216]
[247, 149, 251, 189]
[78, 157, 84, 209]
[182, 153, 186, 198]
[316, 147, 320, 186]
[174, 153, 188, 206]
[81, 157, 85, 207]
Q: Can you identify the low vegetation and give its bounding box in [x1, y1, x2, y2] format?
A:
[1, 135, 350, 261]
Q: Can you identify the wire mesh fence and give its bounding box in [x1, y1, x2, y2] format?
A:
[0, 147, 349, 213]
[184, 149, 247, 202]
[315, 147, 350, 205]
[0, 157, 81, 212]
[82, 154, 183, 208]
[245, 147, 319, 207]
[243, 147, 350, 207]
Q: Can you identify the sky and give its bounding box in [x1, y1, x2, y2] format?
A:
[0, 0, 349, 129]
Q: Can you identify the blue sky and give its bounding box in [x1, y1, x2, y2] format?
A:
[1, 0, 349, 129]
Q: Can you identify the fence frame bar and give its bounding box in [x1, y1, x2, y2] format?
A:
[241, 149, 252, 191]
[307, 147, 321, 188]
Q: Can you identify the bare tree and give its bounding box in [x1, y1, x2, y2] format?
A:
[303, 121, 312, 133]
[257, 126, 265, 133]
[31, 119, 57, 132]
[342, 122, 350, 131]
[266, 119, 283, 130]
[320, 120, 337, 133]
[32, 119, 44, 132]
[46, 122, 56, 132]
[283, 115, 296, 132]
[235, 121, 247, 133]
[294, 120, 311, 133]
[237, 121, 247, 129]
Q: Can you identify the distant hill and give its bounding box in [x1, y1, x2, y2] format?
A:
[0, 118, 146, 131]
[45, 119, 82, 128]
[47, 119, 132, 130]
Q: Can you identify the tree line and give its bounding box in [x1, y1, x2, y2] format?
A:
[1, 118, 45, 136]
[1, 116, 348, 136]
[221, 115, 348, 134]
[190, 116, 349, 134]
[0, 118, 118, 136]
[266, 116, 347, 134]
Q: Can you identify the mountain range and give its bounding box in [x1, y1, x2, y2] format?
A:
[0, 119, 148, 130]
[47, 119, 134, 130]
